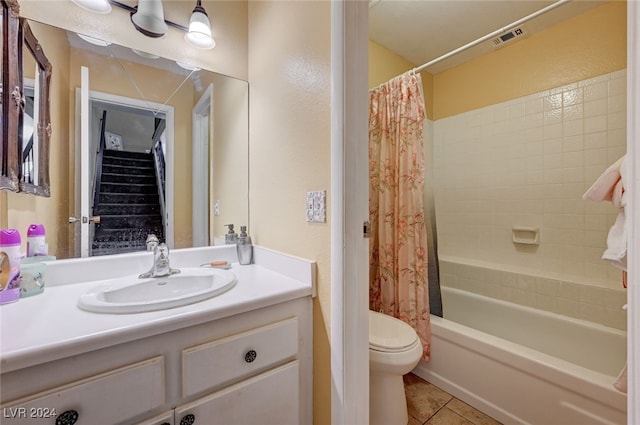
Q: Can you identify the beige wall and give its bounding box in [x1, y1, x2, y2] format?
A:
[369, 40, 435, 120]
[195, 73, 249, 242]
[3, 22, 70, 257]
[433, 1, 626, 119]
[248, 1, 332, 423]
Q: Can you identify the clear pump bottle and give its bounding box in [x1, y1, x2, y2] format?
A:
[236, 226, 253, 265]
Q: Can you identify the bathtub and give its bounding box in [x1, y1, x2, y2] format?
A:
[413, 286, 627, 425]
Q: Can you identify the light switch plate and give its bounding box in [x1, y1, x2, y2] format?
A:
[306, 191, 326, 223]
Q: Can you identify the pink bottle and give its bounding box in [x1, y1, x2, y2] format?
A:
[0, 229, 22, 304]
[27, 224, 47, 257]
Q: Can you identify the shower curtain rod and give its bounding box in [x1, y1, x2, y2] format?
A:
[410, 0, 570, 74]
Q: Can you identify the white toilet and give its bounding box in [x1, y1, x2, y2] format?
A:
[369, 310, 423, 425]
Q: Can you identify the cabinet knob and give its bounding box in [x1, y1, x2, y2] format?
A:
[56, 410, 79, 425]
[244, 349, 257, 363]
[180, 413, 196, 425]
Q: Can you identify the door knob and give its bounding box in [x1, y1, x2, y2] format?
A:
[68, 216, 101, 224]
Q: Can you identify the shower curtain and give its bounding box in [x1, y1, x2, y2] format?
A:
[369, 71, 436, 360]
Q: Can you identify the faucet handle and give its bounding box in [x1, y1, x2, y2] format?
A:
[146, 234, 159, 252]
[157, 243, 169, 259]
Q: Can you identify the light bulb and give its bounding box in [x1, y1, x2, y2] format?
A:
[185, 2, 215, 49]
[71, 0, 112, 14]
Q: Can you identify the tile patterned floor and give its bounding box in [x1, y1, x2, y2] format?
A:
[404, 373, 503, 425]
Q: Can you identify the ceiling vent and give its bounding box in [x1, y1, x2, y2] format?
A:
[491, 26, 528, 48]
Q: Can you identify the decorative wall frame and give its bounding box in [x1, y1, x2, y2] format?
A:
[0, 0, 21, 192]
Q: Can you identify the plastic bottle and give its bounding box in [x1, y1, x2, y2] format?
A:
[27, 224, 47, 257]
[0, 229, 22, 304]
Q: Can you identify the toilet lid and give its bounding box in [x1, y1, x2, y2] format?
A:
[369, 310, 419, 352]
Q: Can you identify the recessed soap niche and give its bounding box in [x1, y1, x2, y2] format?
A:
[512, 227, 539, 245]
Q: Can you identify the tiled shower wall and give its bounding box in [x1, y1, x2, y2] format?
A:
[432, 70, 627, 328]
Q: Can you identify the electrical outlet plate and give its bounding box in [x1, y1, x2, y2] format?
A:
[214, 200, 220, 216]
[306, 191, 326, 223]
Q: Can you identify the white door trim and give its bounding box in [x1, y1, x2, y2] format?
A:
[627, 2, 639, 422]
[331, 1, 370, 423]
[192, 84, 214, 247]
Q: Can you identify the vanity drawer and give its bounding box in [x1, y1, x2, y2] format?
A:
[2, 357, 165, 425]
[182, 317, 298, 397]
[176, 361, 299, 425]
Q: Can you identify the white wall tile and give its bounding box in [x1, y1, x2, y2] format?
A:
[440, 260, 626, 330]
[434, 70, 626, 301]
[583, 81, 608, 101]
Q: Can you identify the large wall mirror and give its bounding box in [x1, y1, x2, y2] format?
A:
[4, 16, 249, 259]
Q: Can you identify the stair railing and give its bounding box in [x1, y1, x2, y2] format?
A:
[91, 110, 107, 216]
[21, 136, 34, 184]
[152, 139, 167, 234]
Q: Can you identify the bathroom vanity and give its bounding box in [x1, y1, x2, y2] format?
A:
[0, 245, 315, 425]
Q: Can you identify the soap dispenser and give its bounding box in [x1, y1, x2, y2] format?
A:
[224, 224, 238, 245]
[236, 226, 253, 265]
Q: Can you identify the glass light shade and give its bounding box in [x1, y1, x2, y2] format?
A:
[71, 0, 112, 14]
[131, 0, 168, 38]
[185, 10, 215, 49]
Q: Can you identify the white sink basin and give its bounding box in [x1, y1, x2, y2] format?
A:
[77, 267, 237, 314]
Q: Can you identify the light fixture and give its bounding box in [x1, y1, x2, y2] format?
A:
[71, 0, 111, 14]
[70, 0, 216, 50]
[185, 0, 215, 50]
[131, 0, 168, 38]
[77, 33, 112, 47]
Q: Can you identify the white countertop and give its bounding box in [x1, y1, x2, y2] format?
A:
[0, 246, 315, 373]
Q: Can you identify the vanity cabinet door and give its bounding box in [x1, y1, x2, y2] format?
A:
[133, 411, 174, 425]
[2, 357, 165, 425]
[175, 361, 299, 425]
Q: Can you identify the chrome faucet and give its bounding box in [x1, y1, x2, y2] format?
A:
[145, 234, 159, 252]
[139, 236, 180, 278]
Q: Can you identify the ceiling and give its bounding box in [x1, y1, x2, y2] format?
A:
[369, 0, 610, 74]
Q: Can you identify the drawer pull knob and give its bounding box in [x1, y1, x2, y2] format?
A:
[180, 413, 196, 425]
[56, 410, 79, 425]
[244, 349, 257, 363]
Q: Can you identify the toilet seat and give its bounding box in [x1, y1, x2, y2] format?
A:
[369, 310, 419, 353]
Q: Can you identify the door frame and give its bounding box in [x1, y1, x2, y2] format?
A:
[627, 2, 640, 421]
[331, 1, 370, 424]
[192, 84, 213, 247]
[74, 85, 175, 256]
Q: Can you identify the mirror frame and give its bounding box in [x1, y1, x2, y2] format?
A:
[0, 0, 21, 192]
[18, 17, 51, 196]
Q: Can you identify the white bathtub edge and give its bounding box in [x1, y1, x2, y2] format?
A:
[414, 314, 627, 425]
[413, 361, 532, 425]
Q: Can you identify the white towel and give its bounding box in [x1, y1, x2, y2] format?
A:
[583, 155, 625, 203]
[583, 155, 627, 271]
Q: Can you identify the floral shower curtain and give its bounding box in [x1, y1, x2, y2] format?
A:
[369, 71, 431, 360]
